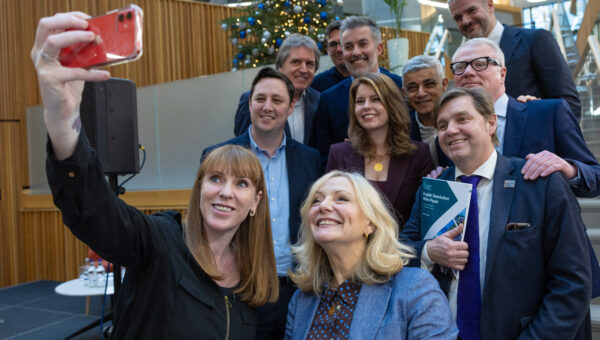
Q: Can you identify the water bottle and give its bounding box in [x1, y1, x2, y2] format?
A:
[80, 257, 90, 287]
[96, 259, 106, 287]
[88, 259, 97, 287]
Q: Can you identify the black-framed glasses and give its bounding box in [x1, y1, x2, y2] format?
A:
[327, 41, 340, 50]
[450, 56, 501, 75]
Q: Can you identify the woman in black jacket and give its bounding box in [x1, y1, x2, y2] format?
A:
[32, 11, 278, 339]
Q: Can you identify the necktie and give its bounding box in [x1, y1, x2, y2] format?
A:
[457, 175, 483, 340]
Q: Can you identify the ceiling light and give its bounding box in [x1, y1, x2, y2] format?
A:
[418, 0, 449, 9]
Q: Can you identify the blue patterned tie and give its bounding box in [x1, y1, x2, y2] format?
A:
[457, 175, 483, 340]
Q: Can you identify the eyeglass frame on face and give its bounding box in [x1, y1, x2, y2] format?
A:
[327, 41, 340, 50]
[450, 56, 501, 75]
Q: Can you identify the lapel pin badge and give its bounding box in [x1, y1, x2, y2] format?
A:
[504, 180, 515, 188]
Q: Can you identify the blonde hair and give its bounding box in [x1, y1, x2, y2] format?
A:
[348, 73, 417, 159]
[186, 145, 278, 307]
[290, 171, 414, 294]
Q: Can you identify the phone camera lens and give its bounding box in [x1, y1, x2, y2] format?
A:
[118, 14, 125, 22]
[127, 12, 133, 20]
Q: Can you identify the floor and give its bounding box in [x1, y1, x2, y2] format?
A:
[0, 280, 113, 340]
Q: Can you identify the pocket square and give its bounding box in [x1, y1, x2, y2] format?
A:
[505, 222, 531, 231]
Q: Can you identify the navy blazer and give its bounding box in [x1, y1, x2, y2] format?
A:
[500, 24, 581, 120]
[201, 132, 321, 245]
[400, 154, 592, 339]
[310, 68, 403, 158]
[503, 96, 600, 198]
[310, 66, 349, 92]
[285, 267, 458, 340]
[409, 110, 452, 167]
[233, 87, 321, 144]
[326, 141, 434, 225]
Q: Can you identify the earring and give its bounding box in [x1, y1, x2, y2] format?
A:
[363, 230, 370, 239]
[249, 209, 256, 217]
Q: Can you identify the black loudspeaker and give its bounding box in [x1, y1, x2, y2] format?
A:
[80, 78, 140, 175]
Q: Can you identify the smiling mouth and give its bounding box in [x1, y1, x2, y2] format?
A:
[449, 139, 466, 146]
[317, 218, 341, 226]
[362, 113, 377, 119]
[213, 204, 233, 212]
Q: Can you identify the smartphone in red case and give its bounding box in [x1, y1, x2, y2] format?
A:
[59, 4, 143, 68]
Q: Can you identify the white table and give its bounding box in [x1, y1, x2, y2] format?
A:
[55, 277, 114, 315]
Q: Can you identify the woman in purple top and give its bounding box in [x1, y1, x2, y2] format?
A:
[326, 73, 434, 227]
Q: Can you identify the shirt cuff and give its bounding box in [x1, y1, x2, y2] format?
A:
[567, 162, 581, 187]
[421, 241, 434, 271]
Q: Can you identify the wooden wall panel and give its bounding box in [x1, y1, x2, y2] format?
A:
[2, 0, 432, 287]
[379, 27, 431, 70]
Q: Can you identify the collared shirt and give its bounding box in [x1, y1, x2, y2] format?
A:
[494, 93, 508, 154]
[307, 279, 361, 339]
[486, 21, 505, 45]
[248, 126, 293, 275]
[288, 91, 305, 143]
[422, 151, 497, 319]
[415, 113, 440, 167]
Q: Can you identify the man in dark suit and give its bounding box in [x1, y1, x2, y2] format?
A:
[401, 55, 451, 167]
[310, 20, 350, 92]
[451, 37, 600, 198]
[400, 87, 591, 339]
[448, 0, 581, 120]
[203, 67, 321, 340]
[234, 34, 321, 144]
[310, 16, 403, 158]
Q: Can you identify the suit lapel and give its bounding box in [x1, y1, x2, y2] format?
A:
[483, 154, 517, 288]
[342, 146, 365, 172]
[499, 25, 521, 66]
[349, 282, 392, 340]
[503, 97, 528, 156]
[387, 156, 409, 208]
[303, 88, 319, 143]
[286, 141, 299, 233]
[295, 293, 320, 340]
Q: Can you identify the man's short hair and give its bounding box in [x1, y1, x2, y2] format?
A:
[452, 37, 505, 66]
[401, 55, 445, 83]
[434, 87, 499, 146]
[340, 16, 381, 45]
[249, 67, 295, 103]
[326, 20, 342, 39]
[448, 0, 489, 6]
[275, 33, 320, 72]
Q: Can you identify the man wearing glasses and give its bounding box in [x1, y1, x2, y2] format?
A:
[310, 20, 350, 92]
[450, 38, 600, 198]
[449, 40, 600, 337]
[448, 0, 581, 120]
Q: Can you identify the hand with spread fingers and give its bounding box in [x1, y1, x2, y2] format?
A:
[425, 224, 469, 271]
[31, 12, 110, 160]
[516, 94, 540, 103]
[522, 150, 578, 181]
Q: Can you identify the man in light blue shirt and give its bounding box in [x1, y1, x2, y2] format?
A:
[202, 67, 321, 339]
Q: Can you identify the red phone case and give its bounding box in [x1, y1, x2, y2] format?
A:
[59, 4, 143, 68]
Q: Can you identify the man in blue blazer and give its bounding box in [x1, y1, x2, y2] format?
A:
[448, 0, 581, 120]
[203, 68, 321, 340]
[310, 20, 350, 92]
[234, 34, 321, 145]
[450, 39, 600, 309]
[400, 87, 591, 339]
[310, 16, 403, 159]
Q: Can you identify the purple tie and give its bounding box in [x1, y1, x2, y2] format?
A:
[457, 175, 483, 340]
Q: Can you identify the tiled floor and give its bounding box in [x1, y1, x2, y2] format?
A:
[0, 280, 113, 339]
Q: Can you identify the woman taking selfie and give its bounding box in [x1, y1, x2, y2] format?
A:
[285, 171, 457, 339]
[32, 12, 278, 339]
[326, 73, 434, 226]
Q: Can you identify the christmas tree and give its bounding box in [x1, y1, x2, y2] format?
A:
[220, 0, 341, 70]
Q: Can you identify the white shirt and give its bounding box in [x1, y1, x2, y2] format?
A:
[415, 113, 440, 167]
[486, 21, 505, 45]
[422, 151, 497, 319]
[288, 91, 305, 143]
[494, 93, 508, 154]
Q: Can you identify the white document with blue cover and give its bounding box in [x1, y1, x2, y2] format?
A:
[420, 177, 473, 241]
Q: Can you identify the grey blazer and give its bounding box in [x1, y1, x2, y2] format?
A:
[285, 267, 458, 340]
